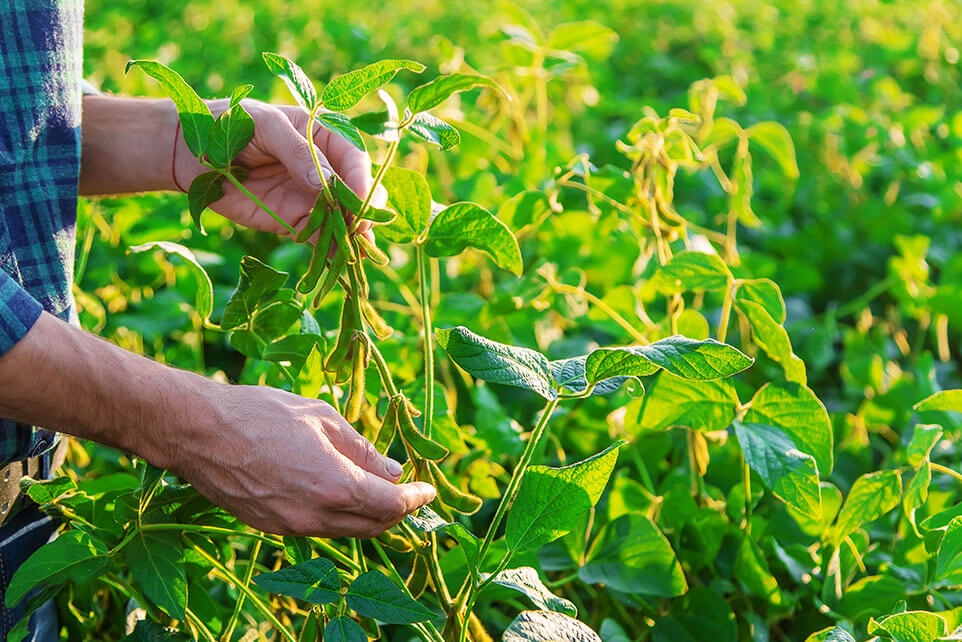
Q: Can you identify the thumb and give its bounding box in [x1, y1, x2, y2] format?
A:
[324, 415, 404, 482]
[258, 109, 333, 193]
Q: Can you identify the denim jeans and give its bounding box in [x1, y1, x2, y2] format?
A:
[0, 502, 59, 641]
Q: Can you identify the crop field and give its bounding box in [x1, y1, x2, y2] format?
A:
[15, 1, 962, 641]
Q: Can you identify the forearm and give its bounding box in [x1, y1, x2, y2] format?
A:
[0, 312, 213, 469]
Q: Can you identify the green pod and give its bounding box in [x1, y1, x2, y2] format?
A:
[295, 196, 330, 244]
[397, 398, 448, 461]
[312, 245, 348, 309]
[376, 528, 413, 553]
[344, 335, 367, 423]
[324, 298, 358, 373]
[406, 554, 429, 599]
[373, 398, 398, 454]
[427, 460, 483, 515]
[296, 221, 334, 294]
[356, 233, 389, 265]
[329, 206, 357, 265]
[360, 298, 392, 339]
[351, 252, 370, 299]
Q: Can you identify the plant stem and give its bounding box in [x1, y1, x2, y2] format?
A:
[932, 462, 962, 485]
[742, 457, 752, 536]
[549, 282, 651, 343]
[220, 170, 297, 236]
[717, 279, 734, 343]
[367, 337, 400, 398]
[350, 137, 400, 234]
[186, 606, 218, 642]
[222, 538, 262, 642]
[306, 108, 338, 208]
[370, 540, 445, 642]
[416, 245, 436, 438]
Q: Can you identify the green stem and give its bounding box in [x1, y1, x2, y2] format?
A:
[718, 279, 734, 343]
[932, 462, 962, 485]
[185, 606, 218, 642]
[370, 540, 444, 642]
[222, 538, 262, 642]
[306, 107, 338, 208]
[549, 282, 652, 341]
[416, 245, 436, 438]
[834, 276, 895, 318]
[742, 457, 752, 536]
[368, 337, 401, 398]
[220, 170, 297, 236]
[350, 137, 400, 234]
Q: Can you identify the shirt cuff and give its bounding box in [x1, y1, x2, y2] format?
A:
[0, 271, 43, 356]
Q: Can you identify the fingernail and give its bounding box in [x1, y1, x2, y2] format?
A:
[385, 458, 403, 478]
[307, 169, 324, 189]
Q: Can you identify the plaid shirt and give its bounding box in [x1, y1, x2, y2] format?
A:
[0, 1, 83, 464]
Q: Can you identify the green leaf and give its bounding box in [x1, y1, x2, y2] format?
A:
[424, 202, 522, 275]
[748, 121, 799, 179]
[207, 102, 255, 168]
[504, 611, 601, 642]
[735, 278, 786, 324]
[498, 190, 549, 229]
[585, 336, 753, 384]
[324, 616, 367, 642]
[937, 516, 962, 580]
[915, 390, 962, 412]
[7, 530, 111, 607]
[578, 513, 687, 597]
[121, 620, 194, 642]
[702, 117, 743, 148]
[652, 251, 732, 294]
[124, 531, 187, 619]
[221, 256, 288, 330]
[505, 442, 625, 552]
[228, 84, 253, 108]
[811, 628, 856, 642]
[406, 111, 461, 150]
[436, 326, 556, 400]
[322, 59, 426, 111]
[378, 167, 432, 244]
[262, 52, 317, 110]
[907, 424, 943, 468]
[744, 382, 833, 475]
[262, 334, 325, 373]
[253, 557, 340, 605]
[832, 470, 902, 544]
[733, 422, 821, 520]
[868, 611, 947, 642]
[486, 567, 577, 617]
[333, 179, 395, 222]
[404, 506, 481, 569]
[627, 372, 739, 434]
[125, 60, 214, 158]
[22, 475, 77, 505]
[904, 462, 931, 538]
[129, 241, 214, 321]
[408, 73, 503, 114]
[734, 537, 782, 605]
[345, 570, 434, 624]
[316, 111, 366, 152]
[736, 299, 806, 385]
[186, 170, 225, 234]
[351, 109, 397, 141]
[547, 21, 619, 58]
[549, 356, 637, 396]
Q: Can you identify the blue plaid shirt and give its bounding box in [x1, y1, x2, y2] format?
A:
[0, 1, 83, 464]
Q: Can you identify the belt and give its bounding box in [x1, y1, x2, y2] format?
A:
[0, 438, 68, 528]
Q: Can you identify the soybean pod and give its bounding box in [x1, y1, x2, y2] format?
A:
[373, 397, 398, 454]
[295, 196, 330, 244]
[355, 234, 389, 265]
[296, 219, 334, 294]
[312, 245, 347, 309]
[324, 297, 359, 373]
[397, 397, 448, 461]
[344, 333, 367, 423]
[360, 298, 392, 339]
[427, 460, 483, 515]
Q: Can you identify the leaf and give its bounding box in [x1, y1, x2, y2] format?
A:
[351, 109, 397, 140]
[404, 506, 481, 569]
[253, 557, 340, 605]
[938, 517, 962, 580]
[315, 111, 366, 152]
[904, 462, 931, 538]
[735, 537, 782, 605]
[207, 102, 255, 168]
[324, 616, 367, 642]
[424, 202, 522, 275]
[814, 628, 856, 642]
[744, 382, 833, 475]
[915, 390, 962, 412]
[504, 611, 601, 642]
[22, 475, 77, 505]
[547, 21, 619, 58]
[333, 179, 395, 223]
[733, 422, 821, 520]
[262, 52, 317, 110]
[378, 167, 432, 244]
[406, 110, 461, 150]
[486, 567, 577, 616]
[627, 372, 739, 434]
[907, 424, 943, 468]
[832, 470, 902, 544]
[652, 251, 732, 294]
[505, 442, 625, 552]
[578, 513, 687, 597]
[585, 336, 753, 384]
[262, 333, 325, 373]
[408, 73, 503, 114]
[549, 356, 635, 396]
[125, 60, 214, 158]
[736, 299, 806, 385]
[228, 84, 253, 108]
[345, 570, 434, 624]
[322, 59, 426, 111]
[121, 620, 194, 641]
[869, 611, 947, 642]
[498, 190, 549, 229]
[221, 256, 288, 330]
[124, 530, 187, 619]
[7, 530, 110, 607]
[436, 326, 556, 400]
[736, 278, 786, 324]
[129, 241, 213, 321]
[748, 121, 799, 179]
[186, 170, 225, 234]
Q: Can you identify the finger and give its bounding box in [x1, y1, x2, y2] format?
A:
[281, 510, 397, 539]
[323, 411, 404, 481]
[257, 107, 333, 194]
[349, 473, 437, 525]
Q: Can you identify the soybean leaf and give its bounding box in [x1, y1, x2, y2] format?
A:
[868, 611, 947, 642]
[228, 84, 253, 108]
[424, 202, 522, 275]
[904, 462, 931, 538]
[733, 422, 821, 520]
[549, 356, 634, 396]
[333, 179, 395, 222]
[499, 190, 550, 229]
[585, 336, 753, 384]
[818, 628, 856, 642]
[129, 241, 213, 322]
[832, 470, 902, 544]
[207, 102, 255, 168]
[907, 424, 943, 468]
[316, 111, 366, 152]
[351, 109, 397, 141]
[735, 537, 782, 605]
[938, 516, 962, 580]
[7, 530, 111, 607]
[322, 59, 426, 111]
[652, 251, 732, 294]
[506, 442, 625, 552]
[736, 299, 806, 385]
[186, 170, 225, 234]
[504, 611, 601, 642]
[915, 390, 962, 412]
[436, 326, 556, 400]
[703, 117, 743, 149]
[283, 536, 312, 565]
[408, 73, 503, 114]
[627, 372, 739, 434]
[736, 278, 786, 324]
[547, 21, 619, 58]
[262, 52, 317, 110]
[121, 620, 193, 642]
[262, 333, 325, 374]
[404, 506, 480, 569]
[744, 382, 833, 475]
[124, 531, 187, 619]
[407, 110, 461, 150]
[221, 256, 288, 330]
[22, 476, 77, 505]
[579, 513, 687, 597]
[748, 121, 799, 179]
[377, 88, 400, 142]
[253, 557, 339, 605]
[485, 567, 577, 617]
[345, 570, 434, 624]
[125, 60, 214, 158]
[324, 616, 367, 642]
[378, 167, 432, 244]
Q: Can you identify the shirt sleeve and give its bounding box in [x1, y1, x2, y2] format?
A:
[0, 270, 43, 356]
